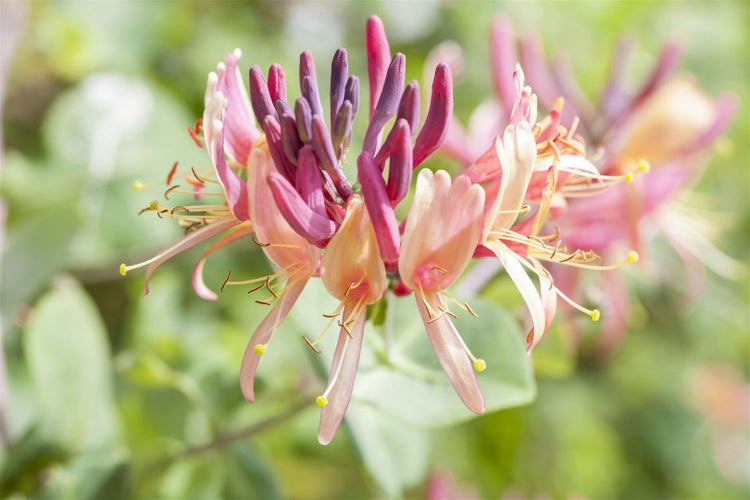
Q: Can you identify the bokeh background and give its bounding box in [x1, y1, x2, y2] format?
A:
[1, 1, 748, 498]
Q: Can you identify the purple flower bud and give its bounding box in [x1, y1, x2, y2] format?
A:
[330, 48, 348, 126]
[268, 63, 287, 104]
[279, 111, 303, 166]
[413, 63, 453, 167]
[344, 75, 360, 119]
[398, 80, 420, 135]
[311, 115, 353, 200]
[357, 152, 400, 267]
[296, 145, 327, 217]
[300, 51, 324, 116]
[267, 171, 336, 248]
[262, 115, 296, 182]
[373, 81, 419, 166]
[295, 97, 313, 143]
[366, 15, 392, 118]
[386, 119, 412, 207]
[331, 100, 353, 160]
[362, 53, 405, 155]
[249, 66, 279, 124]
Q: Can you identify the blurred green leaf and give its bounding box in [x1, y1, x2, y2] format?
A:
[354, 295, 536, 427]
[23, 277, 120, 451]
[0, 426, 68, 497]
[345, 403, 431, 498]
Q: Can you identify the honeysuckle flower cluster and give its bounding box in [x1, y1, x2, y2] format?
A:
[439, 16, 737, 354]
[121, 15, 686, 443]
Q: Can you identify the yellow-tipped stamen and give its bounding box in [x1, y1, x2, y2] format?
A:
[317, 335, 352, 403]
[254, 344, 266, 355]
[627, 250, 640, 263]
[119, 263, 127, 276]
[553, 284, 600, 321]
[133, 180, 144, 191]
[473, 359, 487, 372]
[638, 159, 651, 173]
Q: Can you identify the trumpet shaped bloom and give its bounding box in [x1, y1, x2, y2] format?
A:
[316, 196, 387, 444]
[399, 169, 486, 413]
[238, 140, 319, 403]
[120, 49, 260, 298]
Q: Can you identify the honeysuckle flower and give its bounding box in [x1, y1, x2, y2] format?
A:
[399, 169, 486, 413]
[238, 140, 319, 404]
[506, 26, 738, 353]
[316, 195, 387, 444]
[120, 49, 259, 299]
[456, 66, 640, 350]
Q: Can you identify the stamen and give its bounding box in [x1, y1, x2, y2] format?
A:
[252, 234, 271, 247]
[220, 270, 232, 292]
[254, 344, 266, 355]
[166, 161, 179, 185]
[187, 119, 203, 148]
[553, 285, 600, 322]
[191, 167, 207, 184]
[317, 334, 352, 402]
[304, 336, 322, 354]
[164, 184, 180, 200]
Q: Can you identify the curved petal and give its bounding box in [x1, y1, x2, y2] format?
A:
[143, 219, 239, 294]
[191, 222, 254, 300]
[416, 292, 484, 414]
[239, 276, 309, 403]
[488, 240, 546, 349]
[318, 303, 367, 445]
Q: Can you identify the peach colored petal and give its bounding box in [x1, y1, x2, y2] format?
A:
[239, 276, 309, 403]
[318, 303, 366, 445]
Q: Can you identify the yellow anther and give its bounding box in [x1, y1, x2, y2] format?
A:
[627, 250, 640, 263]
[315, 396, 328, 407]
[473, 359, 487, 372]
[254, 344, 266, 356]
[553, 97, 565, 111]
[590, 309, 601, 322]
[149, 200, 160, 210]
[133, 180, 144, 191]
[637, 159, 651, 173]
[624, 172, 634, 183]
[119, 263, 127, 276]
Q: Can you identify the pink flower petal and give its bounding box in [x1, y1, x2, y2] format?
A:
[318, 303, 367, 445]
[191, 222, 254, 300]
[239, 277, 309, 403]
[416, 292, 485, 414]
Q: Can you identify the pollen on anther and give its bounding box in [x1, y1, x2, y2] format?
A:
[590, 309, 601, 322]
[315, 396, 328, 407]
[638, 159, 651, 173]
[149, 200, 160, 211]
[473, 359, 487, 372]
[119, 263, 127, 276]
[624, 172, 634, 183]
[254, 344, 266, 356]
[627, 250, 640, 263]
[133, 181, 144, 191]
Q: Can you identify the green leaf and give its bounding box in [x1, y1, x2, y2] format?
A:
[345, 403, 431, 498]
[0, 426, 68, 497]
[23, 277, 120, 451]
[353, 295, 536, 428]
[287, 280, 536, 428]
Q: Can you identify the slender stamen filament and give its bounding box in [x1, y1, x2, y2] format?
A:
[554, 285, 600, 322]
[315, 335, 350, 407]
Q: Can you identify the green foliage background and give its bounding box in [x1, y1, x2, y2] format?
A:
[1, 1, 748, 498]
